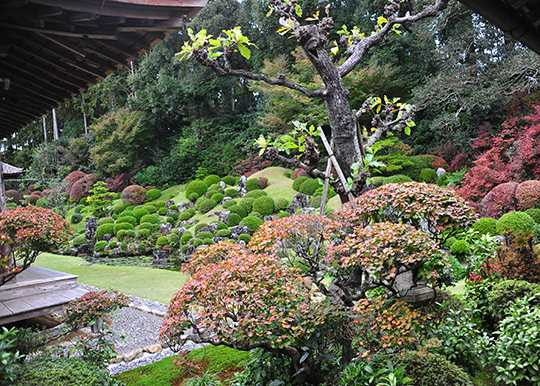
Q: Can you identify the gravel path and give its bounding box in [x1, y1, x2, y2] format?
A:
[77, 284, 206, 376]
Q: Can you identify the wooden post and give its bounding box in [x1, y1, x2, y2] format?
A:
[0, 156, 6, 213]
[82, 95, 88, 136]
[319, 129, 355, 202]
[52, 108, 59, 140]
[319, 138, 334, 216]
[43, 116, 47, 143]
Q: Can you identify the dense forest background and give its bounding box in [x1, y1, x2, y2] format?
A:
[4, 0, 540, 192]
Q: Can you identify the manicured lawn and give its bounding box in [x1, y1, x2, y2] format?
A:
[34, 253, 189, 304]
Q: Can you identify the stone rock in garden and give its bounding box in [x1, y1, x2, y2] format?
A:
[144, 344, 162, 354]
[85, 216, 98, 243]
[153, 250, 169, 265]
[109, 247, 123, 257]
[127, 243, 138, 255]
[436, 167, 446, 177]
[69, 248, 78, 256]
[207, 222, 219, 233]
[177, 227, 188, 238]
[219, 181, 226, 189]
[196, 226, 210, 235]
[160, 223, 172, 236]
[103, 234, 113, 242]
[166, 210, 176, 217]
[165, 200, 175, 209]
[301, 207, 316, 214]
[93, 252, 101, 258]
[287, 193, 310, 214]
[218, 211, 230, 224]
[185, 245, 196, 256]
[236, 240, 246, 246]
[185, 220, 196, 227]
[238, 176, 248, 197]
[123, 348, 143, 362]
[222, 197, 232, 203]
[177, 201, 194, 212]
[214, 236, 228, 243]
[58, 246, 69, 255]
[263, 215, 273, 223]
[230, 225, 250, 240]
[78, 243, 94, 256]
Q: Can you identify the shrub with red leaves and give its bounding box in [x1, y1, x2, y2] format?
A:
[292, 168, 309, 179]
[120, 184, 146, 205]
[234, 153, 273, 177]
[63, 171, 87, 196]
[258, 177, 269, 189]
[450, 153, 471, 172]
[105, 173, 131, 193]
[421, 155, 449, 171]
[515, 180, 540, 210]
[69, 174, 101, 202]
[479, 182, 518, 219]
[5, 190, 21, 205]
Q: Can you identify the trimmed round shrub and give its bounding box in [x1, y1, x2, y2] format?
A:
[496, 211, 535, 237]
[309, 196, 323, 208]
[69, 174, 100, 202]
[419, 168, 437, 183]
[154, 201, 166, 208]
[116, 229, 127, 241]
[516, 180, 540, 210]
[181, 244, 190, 253]
[70, 213, 83, 224]
[145, 188, 162, 202]
[35, 197, 50, 208]
[244, 178, 259, 192]
[156, 236, 169, 247]
[188, 192, 199, 202]
[109, 241, 118, 249]
[450, 239, 471, 256]
[384, 351, 473, 386]
[194, 222, 208, 233]
[119, 210, 135, 219]
[252, 196, 274, 216]
[384, 174, 413, 184]
[132, 208, 149, 222]
[114, 222, 134, 236]
[224, 188, 239, 198]
[116, 216, 137, 226]
[238, 234, 252, 243]
[239, 215, 264, 234]
[371, 176, 385, 187]
[472, 217, 498, 236]
[215, 228, 231, 238]
[244, 190, 268, 199]
[488, 279, 540, 322]
[113, 203, 125, 214]
[445, 236, 458, 248]
[203, 174, 221, 186]
[125, 230, 136, 239]
[191, 238, 204, 247]
[278, 210, 290, 218]
[179, 208, 196, 221]
[525, 208, 540, 223]
[258, 177, 269, 189]
[202, 238, 214, 245]
[73, 204, 85, 214]
[186, 180, 208, 198]
[136, 228, 151, 239]
[166, 217, 176, 225]
[249, 211, 263, 220]
[121, 185, 147, 205]
[196, 231, 213, 240]
[480, 182, 518, 218]
[274, 198, 289, 211]
[229, 204, 247, 219]
[299, 178, 321, 196]
[180, 232, 193, 244]
[198, 199, 217, 214]
[222, 199, 237, 209]
[292, 176, 309, 192]
[221, 175, 236, 185]
[94, 240, 108, 252]
[158, 207, 168, 215]
[95, 224, 115, 240]
[227, 212, 242, 227]
[211, 193, 225, 203]
[240, 197, 255, 214]
[292, 168, 308, 179]
[14, 356, 123, 386]
[216, 221, 228, 230]
[143, 205, 157, 214]
[138, 223, 154, 231]
[98, 217, 115, 225]
[139, 214, 161, 225]
[72, 234, 87, 248]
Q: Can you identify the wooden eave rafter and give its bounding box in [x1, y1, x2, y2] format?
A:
[0, 0, 208, 139]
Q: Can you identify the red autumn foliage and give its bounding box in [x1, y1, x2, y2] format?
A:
[515, 180, 540, 210]
[496, 233, 540, 283]
[234, 153, 273, 177]
[63, 171, 87, 195]
[120, 184, 146, 205]
[258, 177, 269, 189]
[430, 155, 450, 171]
[105, 173, 131, 193]
[69, 173, 101, 202]
[292, 168, 309, 179]
[5, 190, 21, 205]
[479, 182, 518, 219]
[449, 153, 470, 172]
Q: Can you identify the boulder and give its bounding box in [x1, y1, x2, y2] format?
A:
[237, 176, 248, 197]
[153, 250, 169, 265]
[230, 225, 249, 240]
[218, 211, 230, 224]
[78, 243, 94, 256]
[286, 193, 310, 214]
[160, 223, 172, 236]
[85, 217, 98, 243]
[165, 200, 175, 209]
[207, 222, 219, 233]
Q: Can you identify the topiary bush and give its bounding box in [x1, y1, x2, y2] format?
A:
[139, 214, 161, 225]
[158, 207, 168, 215]
[211, 193, 225, 203]
[450, 240, 471, 260]
[299, 178, 321, 196]
[496, 211, 535, 237]
[229, 204, 247, 219]
[238, 234, 252, 243]
[14, 356, 124, 386]
[180, 232, 193, 244]
[479, 182, 518, 219]
[94, 240, 108, 252]
[240, 197, 255, 214]
[118, 209, 135, 218]
[179, 208, 196, 221]
[245, 178, 260, 191]
[252, 196, 274, 216]
[203, 174, 221, 187]
[525, 208, 540, 223]
[221, 175, 236, 185]
[292, 176, 309, 192]
[73, 204, 85, 214]
[188, 192, 199, 202]
[72, 234, 87, 248]
[384, 351, 473, 386]
[383, 174, 413, 184]
[95, 224, 115, 241]
[114, 222, 134, 236]
[143, 205, 157, 214]
[98, 217, 115, 225]
[222, 199, 237, 209]
[116, 216, 137, 226]
[472, 217, 498, 236]
[420, 168, 437, 183]
[71, 213, 83, 225]
[515, 180, 540, 211]
[244, 190, 268, 199]
[224, 188, 238, 198]
[145, 188, 162, 202]
[196, 231, 213, 240]
[120, 185, 147, 205]
[215, 229, 231, 238]
[227, 212, 242, 227]
[186, 180, 208, 199]
[198, 199, 217, 214]
[191, 238, 204, 247]
[132, 208, 149, 222]
[250, 211, 263, 220]
[156, 236, 169, 248]
[239, 215, 264, 234]
[274, 198, 289, 211]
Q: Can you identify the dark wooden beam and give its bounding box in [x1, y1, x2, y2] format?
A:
[0, 21, 118, 40]
[35, 33, 87, 57]
[69, 12, 99, 22]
